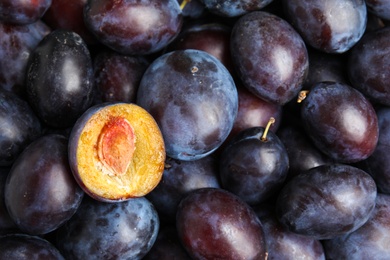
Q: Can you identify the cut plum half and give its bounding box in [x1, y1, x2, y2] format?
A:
[69, 102, 166, 202]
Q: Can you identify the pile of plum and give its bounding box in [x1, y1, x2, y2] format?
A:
[1, 0, 390, 259]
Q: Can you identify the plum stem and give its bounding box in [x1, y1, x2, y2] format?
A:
[180, 0, 191, 10]
[297, 90, 310, 103]
[261, 117, 275, 141]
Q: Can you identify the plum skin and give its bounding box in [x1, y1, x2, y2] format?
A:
[276, 164, 377, 240]
[56, 196, 160, 260]
[137, 49, 238, 161]
[4, 134, 84, 235]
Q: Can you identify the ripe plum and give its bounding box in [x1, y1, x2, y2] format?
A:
[323, 193, 390, 259]
[93, 51, 149, 103]
[176, 188, 267, 259]
[43, 0, 96, 44]
[360, 106, 390, 194]
[0, 0, 52, 25]
[83, 0, 183, 55]
[276, 164, 377, 240]
[300, 82, 379, 163]
[229, 85, 282, 140]
[348, 27, 390, 106]
[219, 124, 289, 205]
[0, 21, 51, 97]
[0, 233, 65, 259]
[4, 134, 84, 235]
[137, 49, 238, 161]
[254, 207, 326, 260]
[0, 89, 42, 166]
[26, 29, 95, 129]
[231, 11, 309, 105]
[56, 196, 159, 260]
[282, 0, 367, 53]
[366, 0, 390, 20]
[0, 168, 18, 235]
[171, 22, 234, 74]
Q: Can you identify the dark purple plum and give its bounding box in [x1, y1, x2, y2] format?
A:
[56, 196, 159, 260]
[146, 155, 220, 222]
[282, 0, 367, 53]
[0, 89, 43, 166]
[176, 188, 267, 259]
[348, 27, 390, 106]
[83, 0, 183, 55]
[0, 233, 65, 260]
[231, 11, 309, 105]
[323, 193, 390, 259]
[93, 51, 149, 103]
[143, 225, 191, 260]
[26, 29, 95, 129]
[254, 207, 326, 260]
[229, 85, 282, 140]
[0, 0, 52, 25]
[359, 106, 390, 194]
[0, 21, 51, 97]
[366, 0, 390, 20]
[4, 134, 84, 235]
[275, 164, 377, 240]
[137, 49, 238, 161]
[300, 82, 379, 163]
[199, 0, 274, 17]
[219, 125, 289, 205]
[43, 0, 97, 44]
[0, 168, 18, 235]
[171, 22, 234, 74]
[277, 125, 335, 179]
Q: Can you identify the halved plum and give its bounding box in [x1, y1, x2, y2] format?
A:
[69, 102, 166, 202]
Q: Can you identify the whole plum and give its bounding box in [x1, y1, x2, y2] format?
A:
[230, 11, 309, 105]
[219, 126, 289, 205]
[254, 207, 326, 260]
[359, 106, 390, 194]
[348, 27, 390, 106]
[0, 168, 18, 235]
[282, 0, 367, 53]
[0, 0, 52, 25]
[0, 233, 65, 259]
[83, 0, 183, 55]
[5, 134, 84, 235]
[323, 193, 390, 259]
[0, 21, 50, 97]
[56, 196, 159, 260]
[26, 29, 95, 129]
[93, 51, 149, 103]
[137, 49, 238, 161]
[176, 188, 267, 259]
[300, 82, 378, 163]
[0, 89, 42, 166]
[276, 164, 377, 240]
